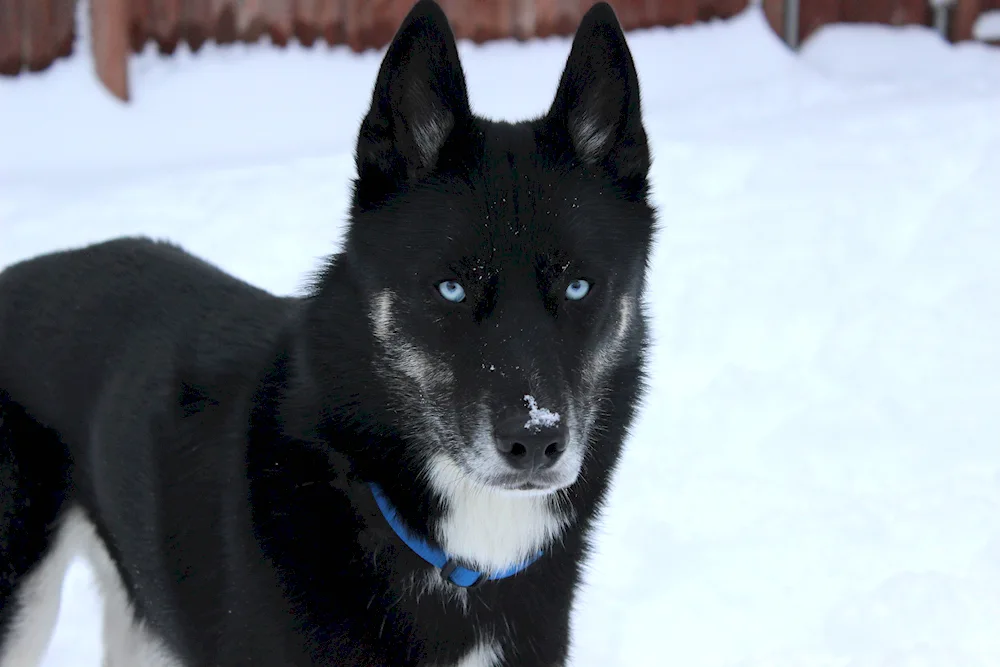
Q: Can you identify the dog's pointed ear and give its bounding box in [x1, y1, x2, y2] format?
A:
[356, 0, 470, 189]
[547, 3, 649, 191]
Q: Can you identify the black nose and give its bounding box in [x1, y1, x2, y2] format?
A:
[495, 414, 566, 471]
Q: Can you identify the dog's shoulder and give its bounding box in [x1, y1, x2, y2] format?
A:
[0, 236, 294, 433]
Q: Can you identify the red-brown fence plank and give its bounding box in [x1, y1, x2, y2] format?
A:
[953, 0, 983, 40]
[316, 0, 349, 46]
[799, 0, 843, 42]
[180, 0, 213, 51]
[614, 0, 653, 31]
[0, 0, 75, 75]
[841, 0, 929, 26]
[261, 0, 295, 46]
[150, 0, 181, 51]
[128, 0, 149, 50]
[449, 0, 513, 43]
[0, 0, 25, 75]
[633, 0, 696, 30]
[762, 0, 785, 40]
[534, 0, 586, 38]
[346, 0, 406, 52]
[92, 0, 130, 101]
[211, 0, 241, 45]
[697, 0, 750, 22]
[53, 0, 75, 60]
[21, 0, 52, 71]
[511, 0, 536, 39]
[295, 0, 345, 47]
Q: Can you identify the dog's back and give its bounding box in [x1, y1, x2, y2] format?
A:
[0, 237, 292, 439]
[0, 237, 294, 665]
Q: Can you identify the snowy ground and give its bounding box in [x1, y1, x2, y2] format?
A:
[2, 6, 1000, 666]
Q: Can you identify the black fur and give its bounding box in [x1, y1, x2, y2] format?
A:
[0, 2, 654, 665]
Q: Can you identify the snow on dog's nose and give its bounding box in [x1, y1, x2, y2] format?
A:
[494, 395, 566, 472]
[494, 419, 565, 472]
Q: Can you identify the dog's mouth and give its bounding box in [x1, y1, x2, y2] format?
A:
[431, 397, 585, 494]
[455, 459, 580, 496]
[429, 449, 578, 500]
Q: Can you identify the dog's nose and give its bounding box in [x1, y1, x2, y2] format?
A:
[494, 414, 566, 471]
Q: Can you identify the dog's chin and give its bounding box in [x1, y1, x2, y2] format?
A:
[470, 468, 579, 496]
[440, 449, 581, 496]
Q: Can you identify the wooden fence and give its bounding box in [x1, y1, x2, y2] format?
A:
[0, 0, 75, 73]
[2, 0, 998, 102]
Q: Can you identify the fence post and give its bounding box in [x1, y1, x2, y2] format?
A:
[931, 0, 954, 39]
[951, 0, 982, 40]
[90, 0, 129, 101]
[784, 0, 800, 47]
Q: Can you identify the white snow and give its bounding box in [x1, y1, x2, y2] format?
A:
[524, 394, 561, 430]
[973, 10, 1000, 42]
[1, 6, 999, 666]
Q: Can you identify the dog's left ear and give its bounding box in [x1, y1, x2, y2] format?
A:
[356, 0, 471, 191]
[547, 3, 649, 192]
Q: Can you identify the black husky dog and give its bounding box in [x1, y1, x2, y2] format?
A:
[0, 2, 654, 665]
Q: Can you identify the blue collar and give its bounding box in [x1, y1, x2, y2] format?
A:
[368, 482, 542, 588]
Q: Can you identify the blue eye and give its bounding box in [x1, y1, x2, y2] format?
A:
[438, 280, 466, 303]
[565, 279, 591, 301]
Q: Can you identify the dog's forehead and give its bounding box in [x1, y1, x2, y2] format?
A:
[462, 189, 611, 273]
[451, 187, 581, 272]
[444, 123, 588, 247]
[356, 120, 636, 275]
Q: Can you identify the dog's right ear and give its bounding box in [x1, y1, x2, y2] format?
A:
[355, 0, 471, 194]
[546, 3, 649, 197]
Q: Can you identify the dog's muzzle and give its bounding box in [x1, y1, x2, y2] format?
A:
[493, 414, 566, 472]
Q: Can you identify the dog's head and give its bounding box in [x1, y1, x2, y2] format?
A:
[342, 1, 653, 499]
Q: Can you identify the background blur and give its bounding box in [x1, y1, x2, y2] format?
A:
[3, 1, 1000, 666]
[4, 0, 1000, 100]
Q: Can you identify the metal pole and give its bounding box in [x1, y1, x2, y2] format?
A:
[784, 0, 800, 49]
[932, 2, 951, 40]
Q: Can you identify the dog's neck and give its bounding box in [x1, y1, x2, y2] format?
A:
[420, 452, 573, 575]
[369, 481, 544, 587]
[276, 321, 575, 578]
